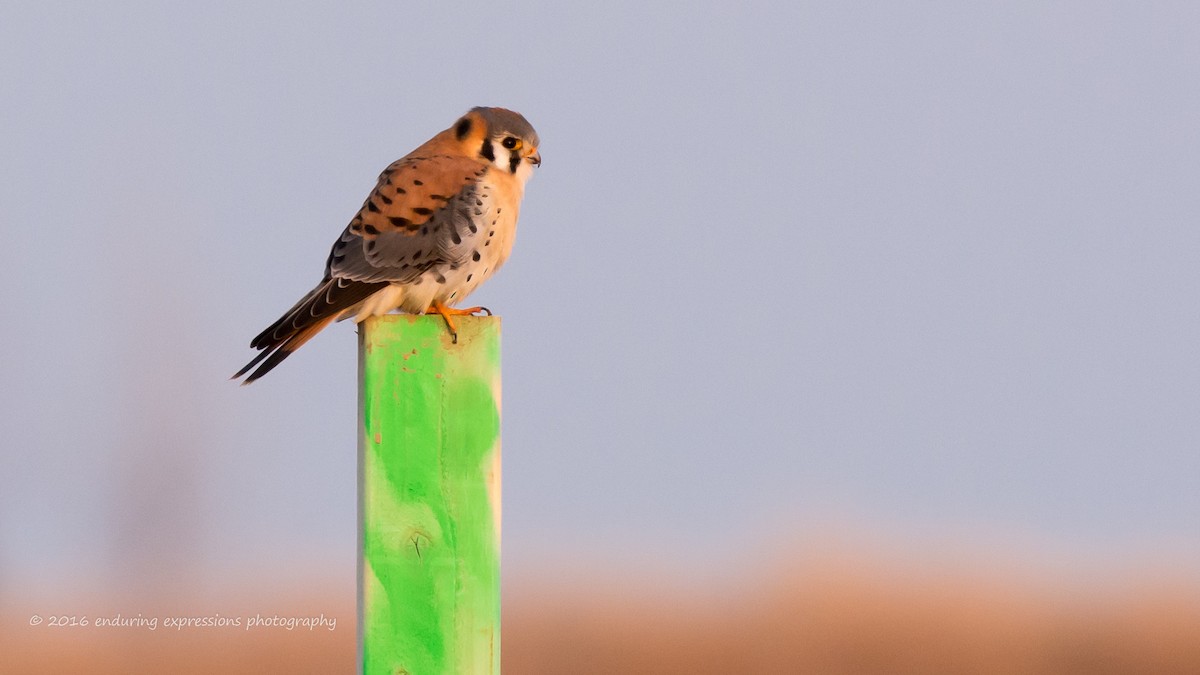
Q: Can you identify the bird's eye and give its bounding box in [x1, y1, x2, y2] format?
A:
[501, 137, 520, 150]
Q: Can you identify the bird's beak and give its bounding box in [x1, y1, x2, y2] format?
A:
[528, 149, 541, 167]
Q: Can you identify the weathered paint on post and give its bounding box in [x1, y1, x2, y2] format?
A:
[358, 314, 501, 675]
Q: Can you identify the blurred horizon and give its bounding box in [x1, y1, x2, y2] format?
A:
[7, 545, 1200, 673]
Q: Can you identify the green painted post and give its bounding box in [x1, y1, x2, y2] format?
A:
[358, 314, 502, 675]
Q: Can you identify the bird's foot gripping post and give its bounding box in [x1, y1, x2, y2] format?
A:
[358, 314, 502, 675]
[427, 301, 493, 344]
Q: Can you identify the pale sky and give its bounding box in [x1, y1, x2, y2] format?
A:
[3, 1, 1199, 597]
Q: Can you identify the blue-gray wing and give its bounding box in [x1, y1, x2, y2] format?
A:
[326, 154, 490, 283]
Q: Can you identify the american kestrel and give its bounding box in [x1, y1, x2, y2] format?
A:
[234, 106, 540, 383]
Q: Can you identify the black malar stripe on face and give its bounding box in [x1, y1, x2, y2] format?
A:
[508, 151, 521, 173]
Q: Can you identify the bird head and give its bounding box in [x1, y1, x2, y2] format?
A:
[451, 107, 541, 182]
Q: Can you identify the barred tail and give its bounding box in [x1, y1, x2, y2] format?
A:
[234, 277, 387, 384]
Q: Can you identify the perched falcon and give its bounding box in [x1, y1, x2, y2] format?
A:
[234, 107, 540, 384]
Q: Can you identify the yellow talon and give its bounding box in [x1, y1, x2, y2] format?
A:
[427, 302, 490, 343]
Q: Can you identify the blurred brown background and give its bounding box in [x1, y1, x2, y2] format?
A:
[6, 550, 1200, 674]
